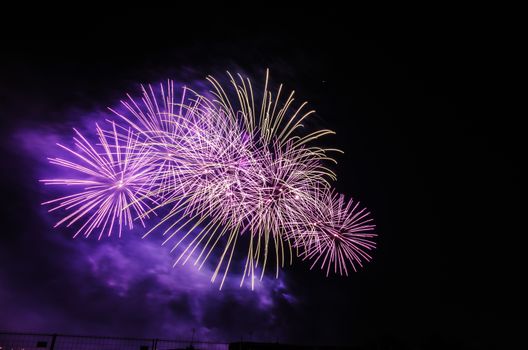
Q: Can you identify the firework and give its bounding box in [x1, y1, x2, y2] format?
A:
[40, 70, 377, 288]
[41, 122, 157, 239]
[289, 189, 377, 276]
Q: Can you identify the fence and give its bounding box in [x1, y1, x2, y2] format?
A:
[0, 331, 229, 350]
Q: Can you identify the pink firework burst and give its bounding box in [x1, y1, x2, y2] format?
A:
[41, 122, 157, 239]
[291, 189, 377, 276]
[39, 70, 378, 288]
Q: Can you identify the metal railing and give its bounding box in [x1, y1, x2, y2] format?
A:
[0, 331, 229, 350]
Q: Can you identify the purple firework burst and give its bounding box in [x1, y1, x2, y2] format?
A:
[40, 70, 377, 289]
[41, 122, 157, 239]
[290, 189, 377, 276]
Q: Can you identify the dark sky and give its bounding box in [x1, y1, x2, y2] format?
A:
[0, 4, 524, 349]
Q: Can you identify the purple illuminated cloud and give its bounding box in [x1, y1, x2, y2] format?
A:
[3, 72, 376, 344]
[7, 110, 299, 342]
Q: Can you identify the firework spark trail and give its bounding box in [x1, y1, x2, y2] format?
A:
[40, 70, 377, 288]
[115, 82, 192, 204]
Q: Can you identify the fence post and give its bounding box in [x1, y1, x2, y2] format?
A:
[49, 334, 57, 350]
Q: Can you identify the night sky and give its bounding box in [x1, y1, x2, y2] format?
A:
[0, 4, 524, 349]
